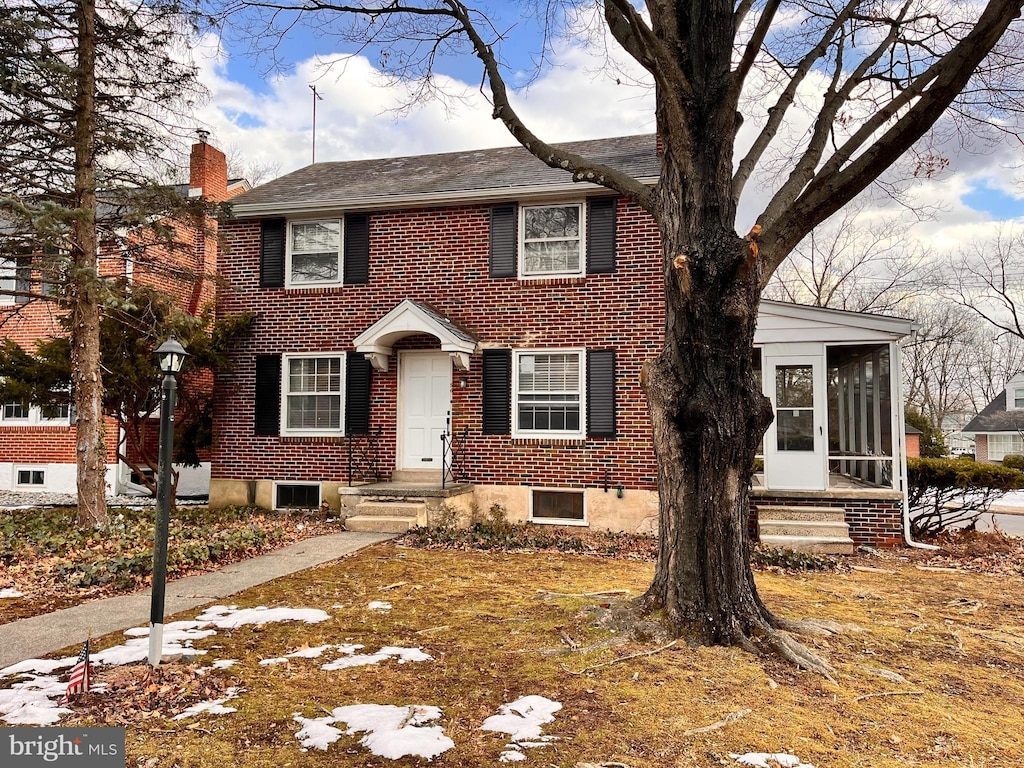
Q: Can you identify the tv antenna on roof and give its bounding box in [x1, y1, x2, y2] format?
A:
[309, 84, 324, 164]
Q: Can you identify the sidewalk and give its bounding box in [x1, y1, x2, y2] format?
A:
[0, 530, 395, 669]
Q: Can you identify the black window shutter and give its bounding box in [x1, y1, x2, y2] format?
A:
[482, 349, 512, 435]
[254, 355, 282, 436]
[260, 219, 285, 287]
[345, 353, 372, 435]
[489, 203, 517, 278]
[586, 197, 617, 274]
[587, 350, 616, 438]
[344, 213, 370, 284]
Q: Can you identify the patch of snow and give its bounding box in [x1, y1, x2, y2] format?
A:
[294, 704, 454, 760]
[0, 588, 24, 599]
[173, 687, 241, 720]
[321, 646, 431, 671]
[0, 675, 72, 725]
[481, 695, 562, 744]
[731, 753, 815, 768]
[196, 605, 331, 628]
[1, 656, 78, 678]
[367, 601, 392, 612]
[499, 747, 528, 762]
[211, 659, 237, 669]
[259, 657, 289, 666]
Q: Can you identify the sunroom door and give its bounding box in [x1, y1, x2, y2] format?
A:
[764, 355, 827, 490]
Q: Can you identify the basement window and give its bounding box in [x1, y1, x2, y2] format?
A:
[530, 489, 586, 525]
[16, 468, 45, 487]
[275, 483, 321, 510]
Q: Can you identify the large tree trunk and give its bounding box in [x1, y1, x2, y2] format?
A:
[71, 0, 107, 528]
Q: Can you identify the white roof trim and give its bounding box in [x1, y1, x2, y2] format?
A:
[758, 300, 914, 338]
[231, 177, 659, 218]
[352, 300, 477, 367]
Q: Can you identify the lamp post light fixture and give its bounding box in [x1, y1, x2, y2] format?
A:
[148, 336, 188, 666]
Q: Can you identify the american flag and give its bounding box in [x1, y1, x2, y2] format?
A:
[59, 639, 90, 705]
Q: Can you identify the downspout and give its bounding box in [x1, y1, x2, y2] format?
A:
[894, 337, 938, 550]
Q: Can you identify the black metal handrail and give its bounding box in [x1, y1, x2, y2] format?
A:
[347, 427, 384, 486]
[441, 416, 469, 489]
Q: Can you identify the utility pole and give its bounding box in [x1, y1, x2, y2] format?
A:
[309, 84, 323, 164]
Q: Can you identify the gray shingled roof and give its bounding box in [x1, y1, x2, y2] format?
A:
[411, 300, 477, 344]
[963, 391, 1024, 433]
[231, 134, 659, 210]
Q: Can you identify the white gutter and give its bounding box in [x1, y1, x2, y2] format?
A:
[231, 176, 660, 218]
[894, 339, 938, 550]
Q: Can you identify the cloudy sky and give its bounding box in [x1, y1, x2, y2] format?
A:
[186, 6, 1024, 257]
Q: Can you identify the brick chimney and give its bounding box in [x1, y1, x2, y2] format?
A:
[189, 133, 228, 203]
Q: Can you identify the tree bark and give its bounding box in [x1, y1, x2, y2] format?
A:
[70, 0, 107, 527]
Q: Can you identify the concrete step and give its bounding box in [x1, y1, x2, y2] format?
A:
[391, 469, 442, 483]
[355, 501, 428, 524]
[757, 505, 846, 523]
[344, 515, 420, 534]
[758, 519, 852, 539]
[759, 534, 856, 555]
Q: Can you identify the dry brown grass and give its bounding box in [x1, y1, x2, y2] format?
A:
[56, 543, 1024, 767]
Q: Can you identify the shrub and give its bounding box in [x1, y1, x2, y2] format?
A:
[907, 457, 1024, 537]
[1002, 453, 1024, 471]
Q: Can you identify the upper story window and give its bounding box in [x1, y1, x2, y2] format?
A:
[288, 220, 342, 286]
[513, 350, 585, 439]
[0, 256, 31, 305]
[1014, 388, 1024, 409]
[3, 401, 29, 420]
[520, 204, 584, 277]
[282, 353, 345, 436]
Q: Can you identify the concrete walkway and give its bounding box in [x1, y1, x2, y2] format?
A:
[0, 531, 394, 669]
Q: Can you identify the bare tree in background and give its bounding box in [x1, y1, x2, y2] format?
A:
[217, 0, 1024, 671]
[763, 207, 923, 313]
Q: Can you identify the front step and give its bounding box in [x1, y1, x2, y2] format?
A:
[390, 469, 442, 483]
[344, 500, 427, 534]
[756, 506, 855, 554]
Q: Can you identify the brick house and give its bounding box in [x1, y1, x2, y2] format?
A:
[963, 372, 1024, 463]
[210, 134, 915, 549]
[0, 139, 246, 495]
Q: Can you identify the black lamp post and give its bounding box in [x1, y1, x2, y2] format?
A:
[148, 336, 188, 667]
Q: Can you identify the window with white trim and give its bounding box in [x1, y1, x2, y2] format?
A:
[1014, 388, 1024, 409]
[520, 203, 584, 277]
[287, 219, 342, 286]
[16, 467, 45, 486]
[282, 354, 345, 435]
[2, 401, 29, 420]
[530, 489, 585, 524]
[988, 433, 1024, 462]
[513, 350, 584, 438]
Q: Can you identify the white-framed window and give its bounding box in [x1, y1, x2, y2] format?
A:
[519, 203, 584, 278]
[1014, 388, 1024, 409]
[39, 401, 71, 422]
[513, 349, 585, 439]
[2, 401, 29, 420]
[287, 219, 343, 286]
[529, 488, 586, 525]
[281, 353, 345, 436]
[274, 482, 321, 510]
[15, 467, 45, 487]
[988, 433, 1024, 462]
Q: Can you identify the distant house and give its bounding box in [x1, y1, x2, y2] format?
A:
[963, 373, 1024, 462]
[0, 139, 247, 496]
[210, 134, 916, 550]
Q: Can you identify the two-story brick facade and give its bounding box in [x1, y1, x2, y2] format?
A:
[211, 134, 915, 548]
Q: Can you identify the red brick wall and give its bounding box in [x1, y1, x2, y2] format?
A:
[749, 494, 903, 548]
[0, 418, 120, 464]
[213, 198, 664, 489]
[905, 432, 920, 458]
[975, 434, 989, 462]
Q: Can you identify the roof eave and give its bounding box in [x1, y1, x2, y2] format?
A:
[230, 177, 659, 219]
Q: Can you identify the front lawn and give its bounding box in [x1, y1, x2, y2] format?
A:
[3, 535, 1024, 766]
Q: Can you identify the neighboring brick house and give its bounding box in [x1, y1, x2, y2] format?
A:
[0, 139, 246, 495]
[210, 134, 916, 548]
[963, 373, 1024, 463]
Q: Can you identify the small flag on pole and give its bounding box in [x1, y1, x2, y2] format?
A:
[59, 639, 91, 705]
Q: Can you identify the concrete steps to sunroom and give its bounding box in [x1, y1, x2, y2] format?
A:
[756, 505, 856, 555]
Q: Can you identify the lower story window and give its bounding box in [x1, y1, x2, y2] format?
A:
[988, 434, 1024, 462]
[276, 483, 321, 510]
[530, 489, 585, 523]
[16, 468, 45, 486]
[283, 354, 344, 435]
[515, 350, 584, 438]
[3, 401, 28, 420]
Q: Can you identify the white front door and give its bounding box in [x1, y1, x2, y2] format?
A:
[400, 352, 452, 469]
[764, 354, 827, 490]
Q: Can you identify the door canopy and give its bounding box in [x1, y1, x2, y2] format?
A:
[352, 299, 478, 372]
